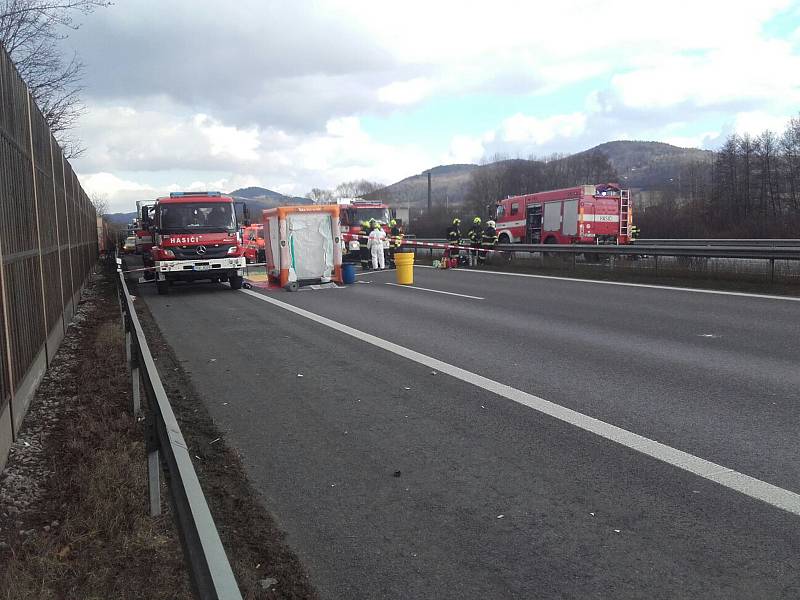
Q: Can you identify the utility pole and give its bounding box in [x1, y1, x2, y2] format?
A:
[427, 171, 432, 212]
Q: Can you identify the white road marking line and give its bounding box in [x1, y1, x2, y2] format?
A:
[415, 264, 800, 302]
[354, 269, 395, 277]
[384, 282, 484, 300]
[241, 287, 800, 516]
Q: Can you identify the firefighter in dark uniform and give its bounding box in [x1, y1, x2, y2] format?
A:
[444, 218, 461, 263]
[359, 220, 371, 269]
[468, 217, 482, 266]
[389, 219, 403, 265]
[480, 219, 498, 265]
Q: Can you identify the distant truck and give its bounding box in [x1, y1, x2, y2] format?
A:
[134, 200, 155, 257]
[493, 183, 633, 246]
[241, 223, 265, 264]
[140, 191, 250, 294]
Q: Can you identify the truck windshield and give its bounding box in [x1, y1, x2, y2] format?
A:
[351, 208, 391, 224]
[159, 203, 236, 232]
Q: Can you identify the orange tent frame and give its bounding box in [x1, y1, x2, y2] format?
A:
[262, 205, 343, 288]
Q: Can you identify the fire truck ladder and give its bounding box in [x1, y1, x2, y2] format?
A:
[619, 190, 630, 238]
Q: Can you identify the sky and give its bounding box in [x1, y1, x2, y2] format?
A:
[62, 0, 800, 213]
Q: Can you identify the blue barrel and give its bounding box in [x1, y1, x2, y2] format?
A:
[341, 262, 357, 284]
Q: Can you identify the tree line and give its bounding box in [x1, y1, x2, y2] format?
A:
[638, 116, 800, 238]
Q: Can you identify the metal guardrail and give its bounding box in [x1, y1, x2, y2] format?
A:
[634, 238, 800, 247]
[493, 243, 800, 260]
[117, 269, 242, 600]
[410, 239, 800, 259]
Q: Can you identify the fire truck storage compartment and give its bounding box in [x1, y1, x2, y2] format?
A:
[526, 204, 542, 243]
[543, 202, 562, 233]
[561, 199, 578, 236]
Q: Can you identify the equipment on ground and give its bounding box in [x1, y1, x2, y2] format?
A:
[142, 191, 250, 294]
[262, 205, 343, 290]
[395, 251, 414, 285]
[493, 184, 633, 250]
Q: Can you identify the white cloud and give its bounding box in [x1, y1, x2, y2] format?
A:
[444, 135, 488, 164]
[377, 78, 434, 105]
[664, 132, 721, 149]
[611, 40, 800, 110]
[734, 110, 794, 135]
[192, 115, 260, 161]
[501, 113, 588, 144]
[76, 107, 433, 211]
[64, 0, 800, 213]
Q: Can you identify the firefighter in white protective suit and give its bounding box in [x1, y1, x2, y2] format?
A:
[367, 221, 387, 270]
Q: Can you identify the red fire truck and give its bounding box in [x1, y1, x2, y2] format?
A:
[241, 223, 265, 263]
[493, 183, 633, 246]
[338, 199, 394, 260]
[134, 200, 154, 256]
[142, 191, 250, 294]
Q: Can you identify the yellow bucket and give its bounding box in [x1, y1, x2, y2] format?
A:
[394, 251, 414, 285]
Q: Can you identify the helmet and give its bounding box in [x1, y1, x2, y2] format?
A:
[487, 220, 496, 228]
[361, 220, 368, 227]
[453, 218, 461, 225]
[373, 221, 381, 229]
[390, 219, 397, 226]
[473, 217, 482, 224]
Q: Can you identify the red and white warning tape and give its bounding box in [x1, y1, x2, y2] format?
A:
[341, 233, 504, 255]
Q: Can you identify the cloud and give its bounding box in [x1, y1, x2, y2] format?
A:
[501, 113, 588, 145]
[377, 78, 434, 105]
[75, 106, 433, 211]
[63, 0, 800, 213]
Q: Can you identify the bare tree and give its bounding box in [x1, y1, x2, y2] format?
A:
[334, 179, 384, 198]
[90, 190, 108, 215]
[0, 0, 111, 156]
[305, 187, 334, 204]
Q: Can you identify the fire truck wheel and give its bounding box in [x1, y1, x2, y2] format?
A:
[229, 275, 244, 290]
[498, 233, 511, 244]
[143, 270, 155, 281]
[156, 280, 169, 295]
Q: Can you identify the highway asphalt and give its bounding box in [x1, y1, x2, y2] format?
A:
[138, 265, 800, 599]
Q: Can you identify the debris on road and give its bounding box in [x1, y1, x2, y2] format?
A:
[259, 577, 278, 589]
[393, 471, 402, 477]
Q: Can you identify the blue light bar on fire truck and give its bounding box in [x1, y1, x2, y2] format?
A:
[169, 191, 222, 198]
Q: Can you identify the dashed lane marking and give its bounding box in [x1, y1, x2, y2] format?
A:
[384, 282, 484, 300]
[415, 265, 800, 302]
[240, 287, 800, 517]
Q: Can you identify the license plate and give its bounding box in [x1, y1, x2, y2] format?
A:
[194, 264, 211, 271]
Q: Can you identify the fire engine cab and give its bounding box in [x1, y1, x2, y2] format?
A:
[494, 183, 633, 246]
[337, 198, 393, 260]
[143, 191, 250, 295]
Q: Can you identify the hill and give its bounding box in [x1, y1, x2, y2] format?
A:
[588, 141, 714, 189]
[362, 164, 479, 207]
[366, 141, 715, 208]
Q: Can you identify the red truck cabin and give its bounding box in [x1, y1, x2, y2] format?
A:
[338, 200, 393, 255]
[494, 184, 632, 245]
